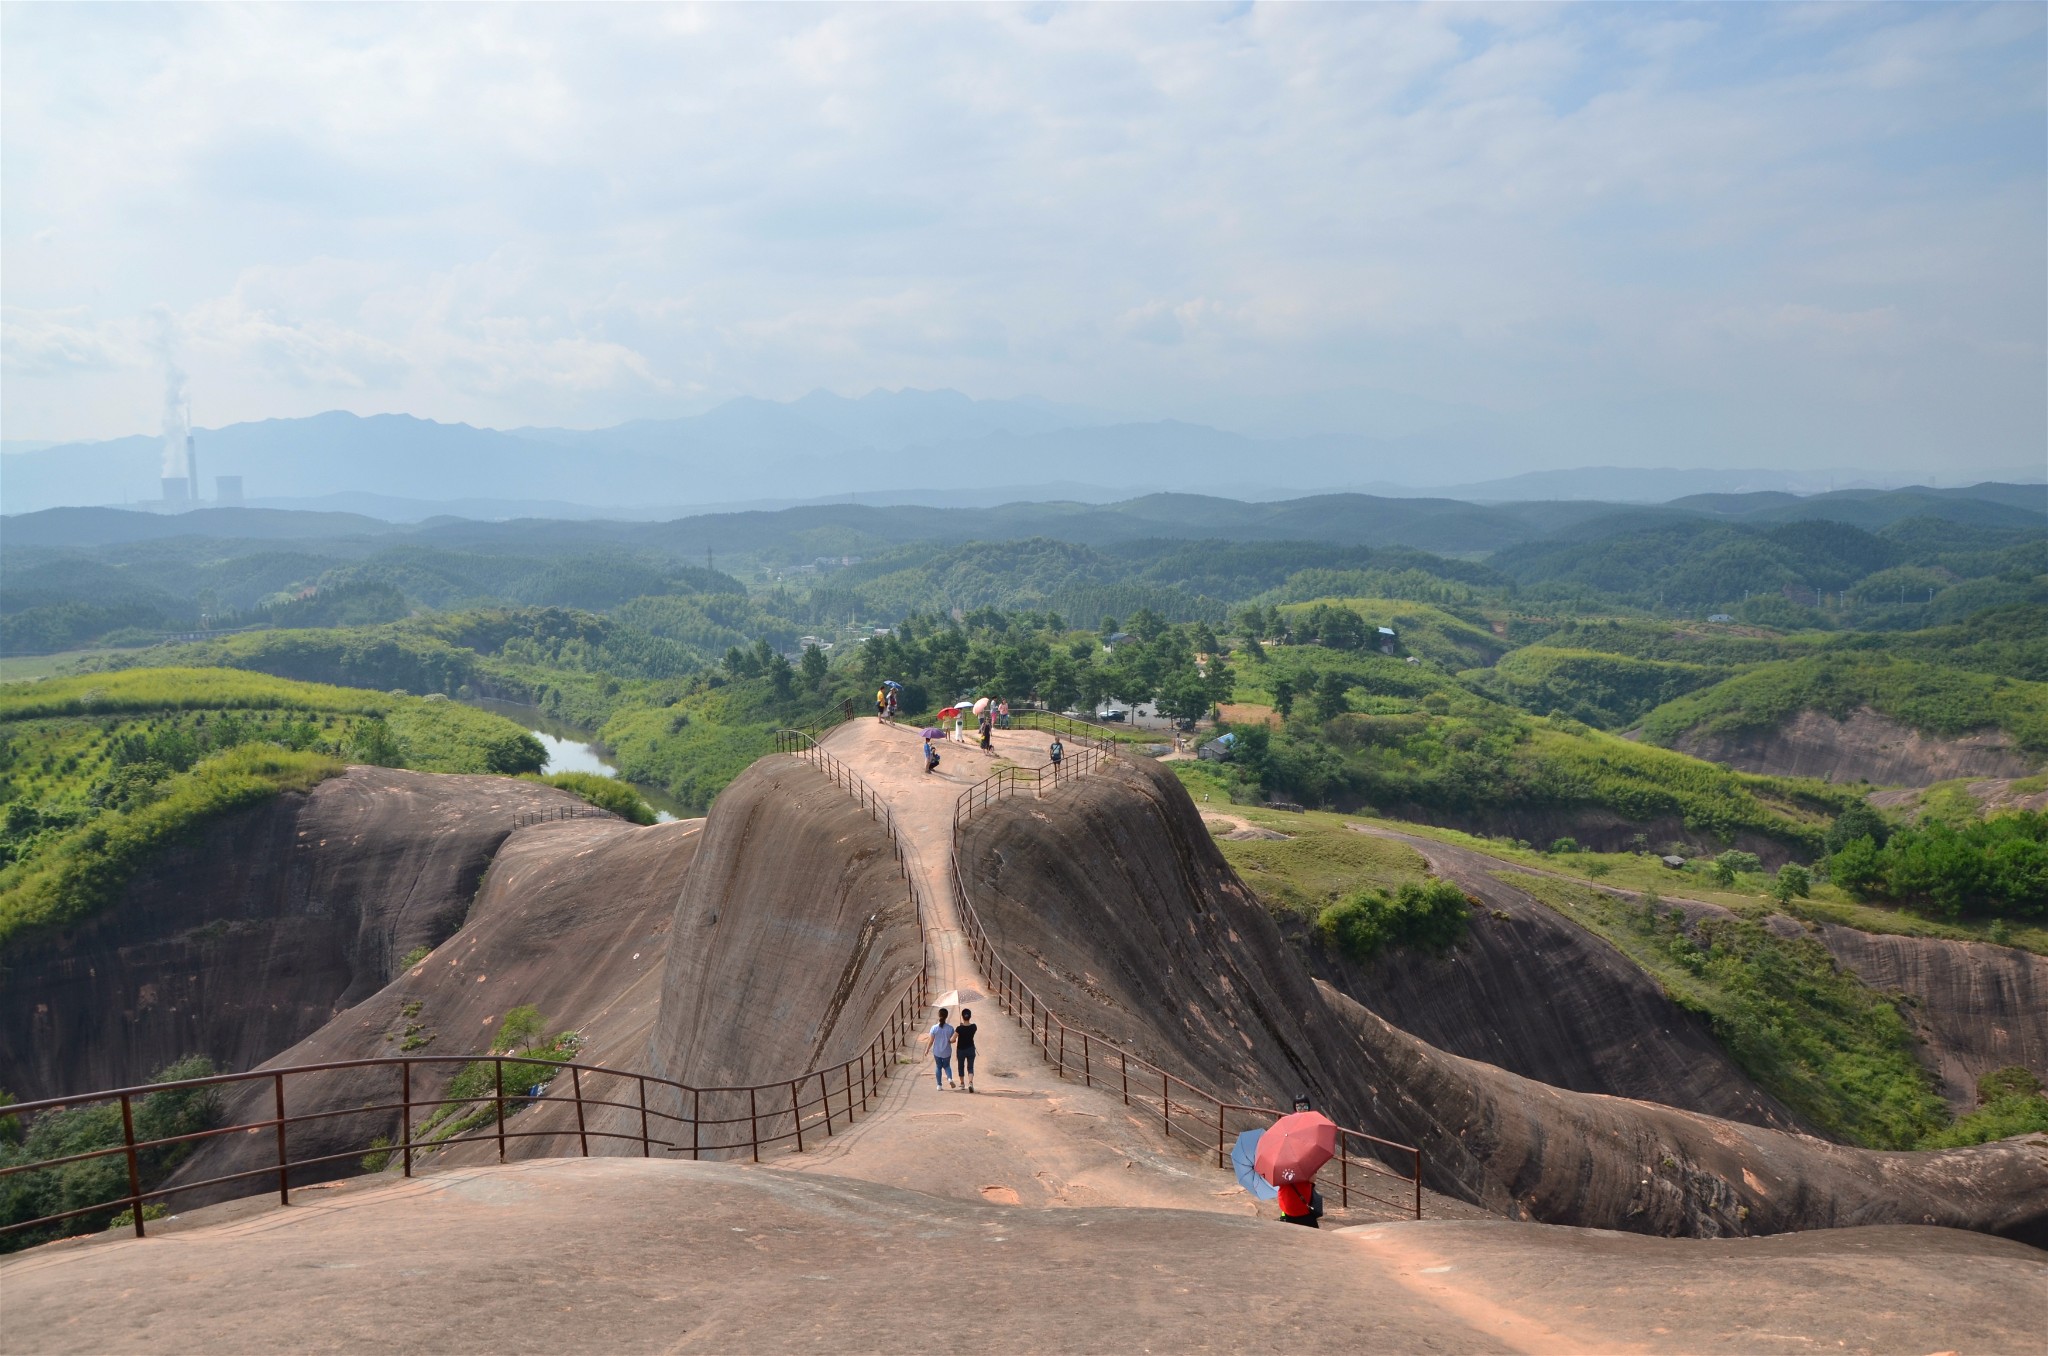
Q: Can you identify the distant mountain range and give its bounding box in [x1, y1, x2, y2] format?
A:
[2, 389, 2038, 518]
[6, 482, 2040, 563]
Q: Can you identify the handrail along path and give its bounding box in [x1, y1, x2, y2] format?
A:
[948, 736, 1423, 1218]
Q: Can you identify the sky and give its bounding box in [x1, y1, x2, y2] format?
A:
[2, 2, 2043, 476]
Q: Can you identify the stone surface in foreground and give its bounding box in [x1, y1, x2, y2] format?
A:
[5, 1158, 2041, 1354]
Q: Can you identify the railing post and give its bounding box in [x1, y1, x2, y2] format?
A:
[1217, 1102, 1226, 1168]
[571, 1066, 590, 1158]
[1058, 1023, 1065, 1076]
[1414, 1147, 1423, 1220]
[401, 1061, 413, 1178]
[792, 1080, 805, 1153]
[1121, 1050, 1129, 1106]
[1341, 1135, 1350, 1208]
[1162, 1071, 1170, 1141]
[494, 1058, 507, 1163]
[692, 1089, 702, 1161]
[273, 1072, 290, 1206]
[637, 1075, 651, 1158]
[1083, 1033, 1091, 1087]
[749, 1087, 760, 1163]
[119, 1093, 145, 1239]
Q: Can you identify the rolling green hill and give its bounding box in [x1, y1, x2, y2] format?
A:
[0, 669, 550, 945]
[1637, 655, 2048, 755]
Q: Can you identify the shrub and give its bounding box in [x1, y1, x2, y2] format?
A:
[1712, 850, 1763, 886]
[360, 1137, 395, 1173]
[532, 772, 656, 825]
[1920, 1067, 2048, 1149]
[1317, 879, 1470, 960]
[1549, 837, 1580, 855]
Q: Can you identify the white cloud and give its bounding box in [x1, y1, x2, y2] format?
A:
[0, 2, 2039, 473]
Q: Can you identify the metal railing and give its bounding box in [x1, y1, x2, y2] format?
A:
[0, 994, 929, 1246]
[773, 730, 895, 837]
[952, 742, 1115, 831]
[4, 718, 933, 1251]
[947, 760, 1423, 1219]
[511, 804, 619, 829]
[1000, 709, 1124, 749]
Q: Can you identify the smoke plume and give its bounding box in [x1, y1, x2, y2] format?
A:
[160, 361, 189, 478]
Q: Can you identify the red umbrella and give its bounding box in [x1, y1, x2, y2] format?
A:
[1254, 1110, 1337, 1186]
[937, 706, 964, 719]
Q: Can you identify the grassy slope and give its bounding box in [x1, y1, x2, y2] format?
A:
[0, 669, 550, 946]
[1504, 872, 1946, 1149]
[1172, 766, 2027, 1148]
[1270, 598, 1506, 668]
[1637, 654, 2048, 754]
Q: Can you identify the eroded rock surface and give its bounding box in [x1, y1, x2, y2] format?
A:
[0, 767, 586, 1100]
[957, 755, 2048, 1242]
[645, 758, 921, 1089]
[163, 815, 703, 1196]
[1671, 706, 2041, 785]
[1816, 925, 2048, 1112]
[1298, 829, 1805, 1131]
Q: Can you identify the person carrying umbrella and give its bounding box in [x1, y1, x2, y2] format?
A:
[923, 736, 941, 775]
[1252, 1102, 1336, 1228]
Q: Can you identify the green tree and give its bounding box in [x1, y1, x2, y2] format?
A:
[1712, 849, 1763, 887]
[800, 643, 829, 687]
[492, 1005, 548, 1053]
[1271, 677, 1295, 719]
[1826, 803, 1892, 854]
[1311, 672, 1350, 722]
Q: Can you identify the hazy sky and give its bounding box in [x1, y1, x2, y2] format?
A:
[3, 2, 2043, 474]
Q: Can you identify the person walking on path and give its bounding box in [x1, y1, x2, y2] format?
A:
[923, 1009, 957, 1089]
[1048, 736, 1063, 773]
[877, 688, 889, 721]
[978, 712, 994, 751]
[997, 699, 1010, 729]
[923, 737, 941, 775]
[954, 1009, 978, 1092]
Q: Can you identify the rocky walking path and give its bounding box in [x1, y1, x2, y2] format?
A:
[777, 717, 1298, 1219]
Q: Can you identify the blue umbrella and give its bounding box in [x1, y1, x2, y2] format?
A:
[882, 680, 903, 689]
[1231, 1129, 1278, 1200]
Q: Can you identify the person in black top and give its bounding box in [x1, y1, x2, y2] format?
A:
[955, 1008, 978, 1092]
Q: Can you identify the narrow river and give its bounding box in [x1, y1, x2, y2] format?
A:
[466, 698, 688, 822]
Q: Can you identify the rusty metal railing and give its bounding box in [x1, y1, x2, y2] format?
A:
[948, 758, 1423, 1219]
[511, 804, 619, 829]
[951, 743, 1113, 831]
[774, 730, 895, 837]
[0, 996, 929, 1247]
